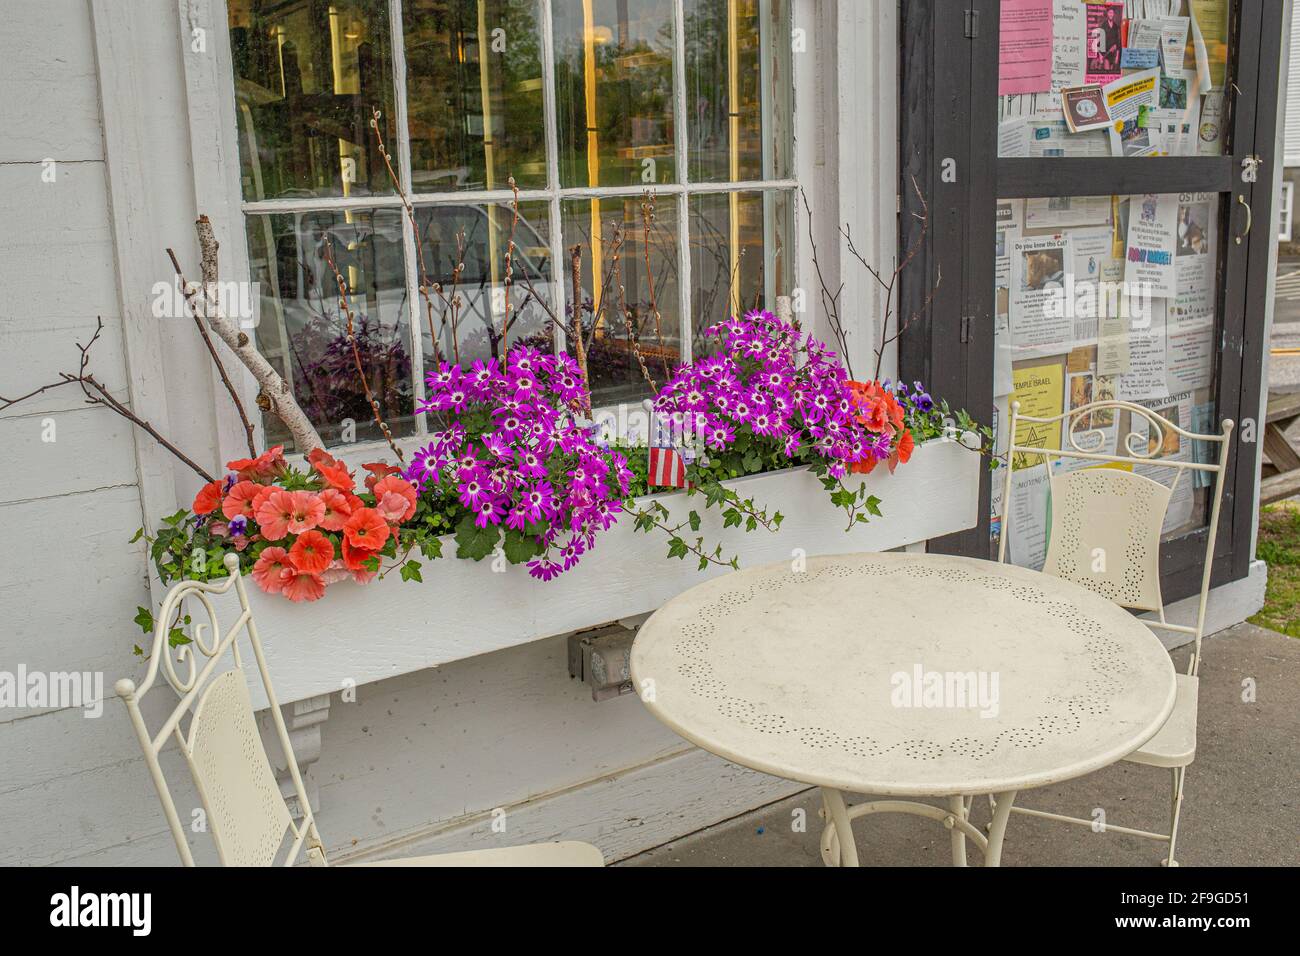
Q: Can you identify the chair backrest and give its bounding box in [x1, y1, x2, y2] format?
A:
[998, 399, 1233, 676]
[116, 554, 326, 866]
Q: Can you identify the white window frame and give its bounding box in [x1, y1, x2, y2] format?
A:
[173, 0, 897, 468]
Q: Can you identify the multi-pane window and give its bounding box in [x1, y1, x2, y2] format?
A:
[228, 0, 796, 450]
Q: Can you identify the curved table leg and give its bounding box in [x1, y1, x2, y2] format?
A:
[985, 790, 1018, 867]
[948, 794, 968, 867]
[821, 788, 860, 867]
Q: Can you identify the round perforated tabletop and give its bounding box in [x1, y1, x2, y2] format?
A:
[630, 552, 1177, 797]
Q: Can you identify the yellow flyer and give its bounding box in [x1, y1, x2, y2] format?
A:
[1011, 361, 1064, 469]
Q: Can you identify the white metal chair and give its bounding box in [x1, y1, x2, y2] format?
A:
[118, 553, 604, 867]
[995, 399, 1233, 866]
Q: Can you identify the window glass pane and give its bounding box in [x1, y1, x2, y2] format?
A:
[561, 195, 681, 405]
[553, 0, 677, 187]
[689, 189, 793, 343]
[410, 200, 556, 368]
[994, 0, 1230, 158]
[229, 0, 398, 200]
[403, 0, 549, 192]
[245, 209, 416, 451]
[992, 192, 1222, 568]
[683, 0, 792, 182]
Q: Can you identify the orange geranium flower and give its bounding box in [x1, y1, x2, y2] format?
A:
[280, 567, 326, 602]
[192, 480, 223, 516]
[372, 475, 417, 523]
[221, 480, 263, 521]
[309, 448, 355, 493]
[289, 529, 334, 575]
[227, 445, 287, 481]
[361, 461, 401, 492]
[256, 488, 325, 540]
[251, 546, 293, 595]
[341, 537, 378, 573]
[343, 506, 390, 551]
[317, 488, 354, 532]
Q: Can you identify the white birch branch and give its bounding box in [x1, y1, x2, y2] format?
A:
[192, 215, 324, 454]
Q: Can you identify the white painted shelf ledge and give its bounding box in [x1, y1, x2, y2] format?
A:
[228, 436, 981, 709]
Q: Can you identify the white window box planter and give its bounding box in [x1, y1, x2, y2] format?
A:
[227, 436, 980, 710]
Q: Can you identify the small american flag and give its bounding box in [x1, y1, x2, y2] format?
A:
[648, 445, 688, 488]
[647, 408, 690, 488]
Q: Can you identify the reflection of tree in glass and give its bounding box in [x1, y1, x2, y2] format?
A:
[402, 0, 548, 190]
[554, 3, 675, 187]
[230, 0, 397, 200]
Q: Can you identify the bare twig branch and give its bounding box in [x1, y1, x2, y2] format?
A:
[1, 319, 215, 482]
[166, 248, 257, 457]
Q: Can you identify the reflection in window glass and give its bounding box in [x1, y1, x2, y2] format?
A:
[994, 0, 1230, 159]
[689, 190, 793, 351]
[683, 0, 792, 182]
[553, 0, 676, 187]
[245, 209, 415, 451]
[403, 0, 548, 192]
[410, 200, 555, 369]
[992, 192, 1221, 567]
[229, 0, 397, 200]
[561, 196, 681, 405]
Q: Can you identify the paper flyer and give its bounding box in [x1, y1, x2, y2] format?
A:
[1137, 392, 1197, 534]
[1127, 17, 1190, 75]
[1050, 0, 1087, 90]
[1188, 0, 1230, 91]
[1068, 225, 1116, 343]
[1026, 119, 1110, 157]
[1198, 89, 1225, 154]
[1011, 361, 1065, 470]
[1008, 466, 1051, 570]
[1026, 195, 1110, 229]
[1009, 235, 1074, 358]
[1125, 193, 1179, 297]
[999, 0, 1054, 96]
[1103, 69, 1161, 157]
[999, 118, 1031, 157]
[1167, 194, 1217, 393]
[1118, 299, 1170, 402]
[1085, 2, 1125, 85]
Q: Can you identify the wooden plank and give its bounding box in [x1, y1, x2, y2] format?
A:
[1260, 466, 1300, 505]
[0, 0, 103, 162]
[1265, 390, 1300, 423]
[1262, 422, 1300, 472]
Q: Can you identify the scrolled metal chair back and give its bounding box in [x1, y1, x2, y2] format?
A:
[999, 399, 1233, 676]
[116, 554, 327, 866]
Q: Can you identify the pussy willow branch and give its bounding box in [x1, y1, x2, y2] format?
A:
[322, 238, 405, 462]
[0, 319, 215, 482]
[166, 248, 257, 457]
[371, 106, 463, 365]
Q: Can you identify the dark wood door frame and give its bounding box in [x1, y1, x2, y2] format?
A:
[898, 0, 1284, 603]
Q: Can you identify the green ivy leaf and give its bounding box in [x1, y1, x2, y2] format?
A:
[455, 515, 499, 561]
[502, 529, 541, 565]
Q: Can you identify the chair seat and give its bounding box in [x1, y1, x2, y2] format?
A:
[351, 840, 604, 867]
[1126, 673, 1197, 768]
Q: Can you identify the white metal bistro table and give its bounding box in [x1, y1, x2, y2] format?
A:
[629, 552, 1178, 866]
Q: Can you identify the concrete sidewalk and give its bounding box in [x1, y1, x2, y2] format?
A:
[623, 623, 1299, 867]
